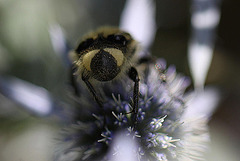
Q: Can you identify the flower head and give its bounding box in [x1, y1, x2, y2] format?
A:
[55, 58, 209, 161]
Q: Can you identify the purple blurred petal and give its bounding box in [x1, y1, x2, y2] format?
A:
[107, 131, 139, 161]
[188, 43, 213, 89]
[49, 24, 71, 66]
[120, 0, 156, 49]
[183, 87, 220, 119]
[0, 76, 56, 116]
[188, 0, 221, 89]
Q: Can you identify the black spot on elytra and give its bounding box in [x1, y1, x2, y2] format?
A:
[91, 49, 120, 81]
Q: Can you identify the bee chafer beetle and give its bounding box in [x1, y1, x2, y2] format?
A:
[70, 27, 140, 127]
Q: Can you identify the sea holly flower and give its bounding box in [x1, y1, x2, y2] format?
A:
[54, 58, 211, 161]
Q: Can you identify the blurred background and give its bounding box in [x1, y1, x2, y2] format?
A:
[0, 0, 239, 160]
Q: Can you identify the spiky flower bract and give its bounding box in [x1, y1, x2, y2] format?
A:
[55, 59, 209, 161]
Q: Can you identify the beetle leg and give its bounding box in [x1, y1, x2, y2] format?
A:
[128, 67, 140, 128]
[82, 74, 106, 126]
